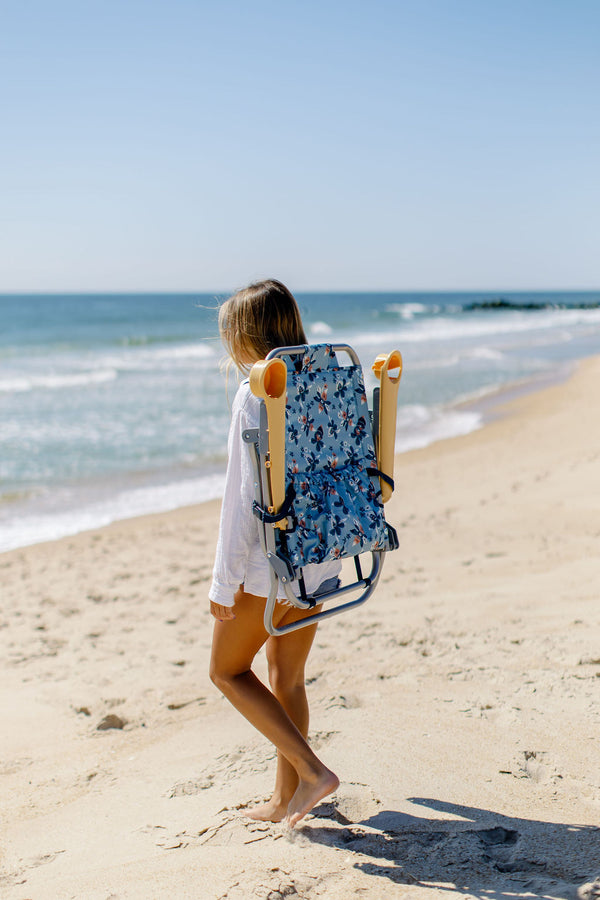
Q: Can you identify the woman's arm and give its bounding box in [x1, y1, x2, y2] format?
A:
[208, 385, 259, 613]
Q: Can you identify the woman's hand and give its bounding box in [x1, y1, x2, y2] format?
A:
[210, 601, 236, 622]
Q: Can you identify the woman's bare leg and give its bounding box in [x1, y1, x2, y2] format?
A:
[209, 588, 338, 825]
[247, 605, 321, 822]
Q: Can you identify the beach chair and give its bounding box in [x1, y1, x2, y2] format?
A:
[244, 343, 402, 636]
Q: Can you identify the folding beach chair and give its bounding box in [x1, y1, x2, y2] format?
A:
[245, 343, 402, 635]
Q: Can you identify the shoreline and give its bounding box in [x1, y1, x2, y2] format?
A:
[2, 353, 599, 897]
[0, 353, 587, 556]
[455, 355, 576, 423]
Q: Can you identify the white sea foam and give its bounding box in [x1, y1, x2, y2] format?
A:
[525, 330, 574, 347]
[466, 346, 506, 361]
[89, 341, 217, 372]
[401, 347, 508, 373]
[385, 302, 431, 319]
[414, 352, 502, 370]
[347, 307, 600, 348]
[309, 321, 333, 336]
[409, 354, 462, 370]
[395, 404, 482, 452]
[404, 308, 600, 343]
[0, 473, 226, 553]
[0, 369, 118, 393]
[0, 342, 219, 396]
[150, 343, 217, 361]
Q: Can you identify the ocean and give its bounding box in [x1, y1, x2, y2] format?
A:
[1, 291, 599, 552]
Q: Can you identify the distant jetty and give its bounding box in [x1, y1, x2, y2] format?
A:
[464, 298, 600, 311]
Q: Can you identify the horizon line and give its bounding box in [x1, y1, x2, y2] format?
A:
[1, 286, 599, 296]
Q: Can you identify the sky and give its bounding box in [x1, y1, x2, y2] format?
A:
[1, 0, 599, 292]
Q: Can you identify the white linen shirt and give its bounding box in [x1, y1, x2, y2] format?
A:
[209, 380, 342, 607]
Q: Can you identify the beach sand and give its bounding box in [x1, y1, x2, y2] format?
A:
[1, 358, 599, 900]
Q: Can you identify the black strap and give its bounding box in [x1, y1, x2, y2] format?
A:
[252, 483, 296, 524]
[367, 466, 394, 492]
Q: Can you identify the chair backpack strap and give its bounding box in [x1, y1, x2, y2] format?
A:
[252, 483, 296, 525]
[367, 466, 395, 493]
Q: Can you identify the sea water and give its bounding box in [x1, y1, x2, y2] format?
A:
[1, 291, 599, 551]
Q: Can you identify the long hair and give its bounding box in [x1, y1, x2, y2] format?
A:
[218, 279, 307, 373]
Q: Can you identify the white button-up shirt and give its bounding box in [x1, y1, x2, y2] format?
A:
[209, 380, 341, 607]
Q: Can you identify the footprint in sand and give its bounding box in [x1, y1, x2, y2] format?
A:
[166, 696, 206, 710]
[520, 749, 559, 783]
[310, 730, 339, 749]
[96, 713, 127, 731]
[325, 693, 362, 710]
[167, 776, 214, 797]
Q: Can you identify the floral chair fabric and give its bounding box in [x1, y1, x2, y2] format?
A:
[278, 344, 393, 569]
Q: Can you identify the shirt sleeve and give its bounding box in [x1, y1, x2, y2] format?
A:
[208, 384, 259, 607]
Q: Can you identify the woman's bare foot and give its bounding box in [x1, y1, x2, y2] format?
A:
[245, 797, 288, 823]
[286, 768, 339, 828]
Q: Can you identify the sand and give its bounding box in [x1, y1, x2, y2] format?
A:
[1, 357, 599, 900]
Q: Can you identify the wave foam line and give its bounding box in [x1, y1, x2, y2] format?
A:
[395, 404, 483, 452]
[0, 369, 118, 393]
[0, 473, 226, 553]
[347, 307, 600, 347]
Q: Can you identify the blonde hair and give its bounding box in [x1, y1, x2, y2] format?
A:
[218, 279, 307, 373]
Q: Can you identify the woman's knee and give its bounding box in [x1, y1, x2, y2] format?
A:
[267, 659, 305, 699]
[209, 653, 254, 693]
[209, 657, 237, 692]
[209, 658, 226, 690]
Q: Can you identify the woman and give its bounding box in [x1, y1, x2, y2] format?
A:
[209, 279, 340, 827]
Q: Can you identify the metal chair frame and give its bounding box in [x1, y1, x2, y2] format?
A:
[243, 343, 398, 636]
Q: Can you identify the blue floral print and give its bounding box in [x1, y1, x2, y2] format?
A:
[273, 344, 393, 569]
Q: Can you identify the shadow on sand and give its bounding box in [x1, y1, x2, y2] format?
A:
[305, 797, 600, 899]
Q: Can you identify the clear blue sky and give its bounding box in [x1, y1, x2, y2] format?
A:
[1, 0, 598, 291]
